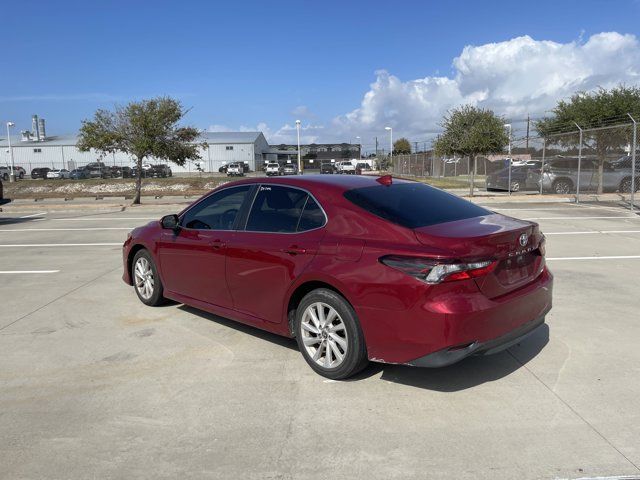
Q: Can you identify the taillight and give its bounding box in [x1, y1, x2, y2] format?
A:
[380, 256, 497, 284]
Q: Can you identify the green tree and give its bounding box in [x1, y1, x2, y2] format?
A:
[393, 137, 412, 155]
[78, 97, 204, 204]
[433, 105, 509, 196]
[536, 85, 640, 194]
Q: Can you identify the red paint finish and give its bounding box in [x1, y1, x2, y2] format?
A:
[123, 175, 553, 366]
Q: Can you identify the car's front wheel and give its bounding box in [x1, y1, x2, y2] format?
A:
[132, 249, 165, 306]
[552, 179, 573, 194]
[295, 289, 368, 380]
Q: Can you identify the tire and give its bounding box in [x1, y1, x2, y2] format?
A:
[294, 288, 368, 380]
[510, 181, 521, 192]
[2, 173, 7, 181]
[131, 249, 165, 306]
[619, 177, 638, 193]
[552, 179, 573, 194]
[19, 172, 24, 179]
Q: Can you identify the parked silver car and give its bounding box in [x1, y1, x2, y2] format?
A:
[529, 157, 640, 194]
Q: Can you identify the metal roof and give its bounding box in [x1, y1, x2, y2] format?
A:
[0, 131, 265, 147]
[199, 131, 263, 144]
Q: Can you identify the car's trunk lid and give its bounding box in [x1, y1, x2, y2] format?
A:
[414, 213, 545, 298]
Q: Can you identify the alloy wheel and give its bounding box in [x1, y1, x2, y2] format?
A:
[300, 302, 348, 369]
[134, 257, 155, 300]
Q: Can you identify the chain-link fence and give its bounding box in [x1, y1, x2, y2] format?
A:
[385, 120, 638, 209]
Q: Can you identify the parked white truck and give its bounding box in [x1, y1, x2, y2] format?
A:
[337, 161, 356, 174]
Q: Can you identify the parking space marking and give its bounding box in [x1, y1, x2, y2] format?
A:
[0, 243, 122, 247]
[547, 255, 640, 261]
[491, 207, 579, 211]
[0, 270, 60, 274]
[526, 216, 638, 220]
[0, 227, 133, 232]
[545, 230, 640, 235]
[19, 212, 47, 219]
[51, 217, 158, 221]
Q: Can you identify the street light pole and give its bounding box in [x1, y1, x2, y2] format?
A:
[295, 120, 301, 174]
[385, 127, 392, 170]
[504, 123, 512, 196]
[355, 136, 361, 159]
[6, 122, 15, 182]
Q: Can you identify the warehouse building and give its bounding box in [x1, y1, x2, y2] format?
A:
[0, 129, 279, 174]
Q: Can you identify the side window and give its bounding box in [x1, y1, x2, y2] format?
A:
[181, 185, 251, 230]
[297, 196, 325, 231]
[246, 185, 308, 233]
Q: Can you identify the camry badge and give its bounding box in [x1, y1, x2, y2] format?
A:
[519, 233, 529, 247]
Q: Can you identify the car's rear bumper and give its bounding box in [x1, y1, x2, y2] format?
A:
[358, 267, 553, 365]
[407, 313, 547, 367]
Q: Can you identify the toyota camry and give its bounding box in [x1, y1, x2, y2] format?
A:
[123, 175, 552, 379]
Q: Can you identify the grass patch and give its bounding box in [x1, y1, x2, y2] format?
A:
[4, 176, 230, 199]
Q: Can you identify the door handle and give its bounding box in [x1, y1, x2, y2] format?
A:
[282, 246, 306, 255]
[211, 239, 226, 249]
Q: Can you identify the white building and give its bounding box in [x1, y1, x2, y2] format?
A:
[0, 131, 276, 174]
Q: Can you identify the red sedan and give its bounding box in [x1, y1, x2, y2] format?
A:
[123, 175, 552, 379]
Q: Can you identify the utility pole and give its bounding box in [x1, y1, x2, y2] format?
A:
[526, 114, 530, 150]
[375, 137, 378, 157]
[414, 141, 418, 153]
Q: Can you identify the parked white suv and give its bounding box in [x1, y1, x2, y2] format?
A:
[226, 163, 244, 177]
[337, 161, 356, 174]
[265, 162, 283, 176]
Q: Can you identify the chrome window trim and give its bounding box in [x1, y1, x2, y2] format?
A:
[241, 183, 328, 235]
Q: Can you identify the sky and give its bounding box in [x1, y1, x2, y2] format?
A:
[1, 0, 640, 153]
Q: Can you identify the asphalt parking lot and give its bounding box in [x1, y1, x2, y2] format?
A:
[1, 199, 640, 480]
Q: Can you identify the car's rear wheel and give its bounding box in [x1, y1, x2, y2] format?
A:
[132, 249, 165, 306]
[510, 181, 520, 192]
[295, 289, 368, 380]
[552, 179, 573, 194]
[619, 177, 638, 193]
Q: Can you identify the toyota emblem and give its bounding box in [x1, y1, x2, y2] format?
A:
[519, 233, 528, 247]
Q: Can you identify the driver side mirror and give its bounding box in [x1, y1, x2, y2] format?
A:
[161, 214, 180, 230]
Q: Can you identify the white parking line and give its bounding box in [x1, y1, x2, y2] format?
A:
[0, 243, 121, 247]
[547, 255, 640, 261]
[526, 216, 638, 220]
[545, 230, 640, 235]
[0, 227, 133, 232]
[491, 207, 577, 211]
[19, 212, 47, 219]
[51, 217, 157, 221]
[0, 270, 60, 274]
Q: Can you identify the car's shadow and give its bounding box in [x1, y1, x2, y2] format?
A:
[177, 305, 298, 351]
[177, 304, 549, 391]
[0, 216, 44, 226]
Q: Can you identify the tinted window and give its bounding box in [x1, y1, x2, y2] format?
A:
[246, 185, 307, 232]
[181, 185, 251, 230]
[343, 182, 490, 229]
[297, 196, 325, 231]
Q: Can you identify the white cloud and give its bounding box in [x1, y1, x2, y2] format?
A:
[334, 32, 640, 144]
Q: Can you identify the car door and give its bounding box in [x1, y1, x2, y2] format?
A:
[157, 184, 253, 308]
[225, 185, 327, 324]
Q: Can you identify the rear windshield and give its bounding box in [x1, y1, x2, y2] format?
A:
[343, 182, 490, 229]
